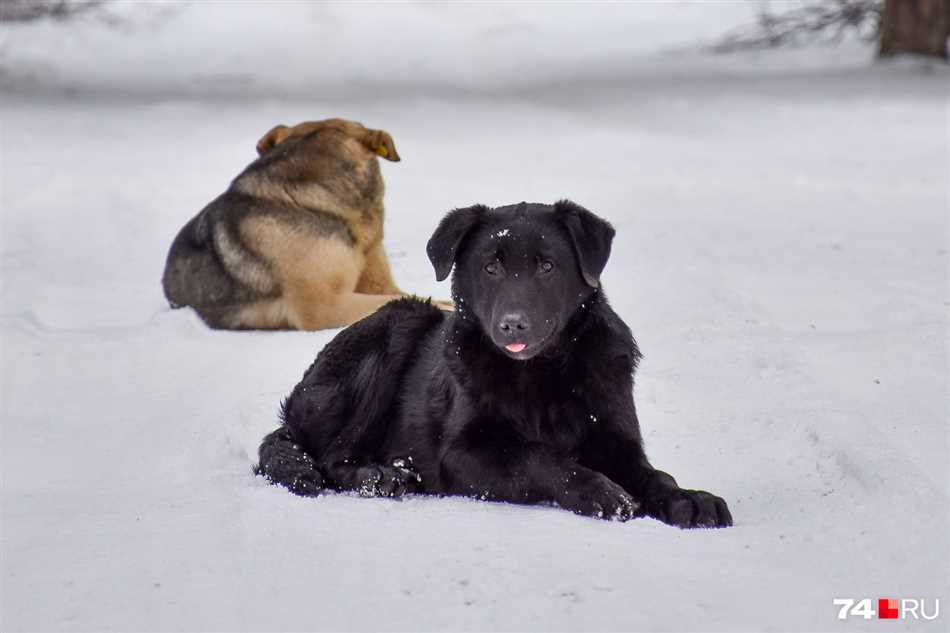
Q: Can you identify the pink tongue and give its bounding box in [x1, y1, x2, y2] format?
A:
[506, 343, 527, 353]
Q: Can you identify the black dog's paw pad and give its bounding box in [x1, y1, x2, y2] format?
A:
[591, 494, 638, 522]
[566, 478, 639, 522]
[355, 467, 383, 497]
[354, 461, 421, 498]
[666, 497, 695, 528]
[256, 432, 324, 497]
[710, 496, 733, 527]
[648, 489, 732, 529]
[391, 457, 422, 482]
[287, 471, 324, 497]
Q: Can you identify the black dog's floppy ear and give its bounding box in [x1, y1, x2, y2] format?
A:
[426, 204, 487, 281]
[555, 199, 615, 288]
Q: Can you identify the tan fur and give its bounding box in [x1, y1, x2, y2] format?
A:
[233, 297, 292, 330]
[237, 215, 403, 330]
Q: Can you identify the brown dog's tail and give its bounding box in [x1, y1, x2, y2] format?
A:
[255, 426, 324, 497]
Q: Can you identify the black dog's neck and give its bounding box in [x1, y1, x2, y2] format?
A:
[447, 287, 604, 371]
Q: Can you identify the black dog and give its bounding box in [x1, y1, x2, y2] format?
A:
[257, 200, 732, 528]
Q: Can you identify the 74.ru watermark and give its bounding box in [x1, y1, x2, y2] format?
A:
[833, 598, 940, 620]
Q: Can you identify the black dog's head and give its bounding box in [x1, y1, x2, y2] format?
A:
[427, 200, 615, 360]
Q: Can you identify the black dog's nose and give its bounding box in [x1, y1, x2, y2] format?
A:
[498, 313, 530, 335]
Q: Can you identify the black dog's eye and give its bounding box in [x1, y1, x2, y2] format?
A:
[484, 262, 500, 275]
[539, 260, 554, 274]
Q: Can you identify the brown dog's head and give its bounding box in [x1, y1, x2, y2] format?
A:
[255, 118, 400, 162]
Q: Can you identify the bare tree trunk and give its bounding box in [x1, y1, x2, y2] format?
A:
[879, 0, 950, 58]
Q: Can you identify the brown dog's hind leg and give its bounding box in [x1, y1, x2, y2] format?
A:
[357, 239, 454, 312]
[355, 239, 403, 295]
[240, 217, 392, 330]
[286, 291, 404, 330]
[268, 238, 403, 329]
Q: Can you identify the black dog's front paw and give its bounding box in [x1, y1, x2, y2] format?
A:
[642, 488, 732, 529]
[354, 459, 421, 498]
[561, 476, 639, 521]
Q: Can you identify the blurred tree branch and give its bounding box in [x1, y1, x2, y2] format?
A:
[0, 0, 107, 23]
[712, 0, 883, 53]
[712, 0, 949, 60]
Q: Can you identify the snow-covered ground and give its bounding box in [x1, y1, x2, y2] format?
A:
[2, 3, 948, 632]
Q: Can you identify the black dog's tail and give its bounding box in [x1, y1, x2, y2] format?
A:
[255, 426, 324, 497]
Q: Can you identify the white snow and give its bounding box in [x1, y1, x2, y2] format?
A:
[2, 3, 948, 632]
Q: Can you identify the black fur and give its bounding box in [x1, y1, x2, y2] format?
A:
[257, 201, 732, 527]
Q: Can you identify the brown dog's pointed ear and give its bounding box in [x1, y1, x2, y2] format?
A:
[371, 129, 400, 162]
[256, 125, 292, 156]
[426, 204, 487, 281]
[554, 200, 615, 288]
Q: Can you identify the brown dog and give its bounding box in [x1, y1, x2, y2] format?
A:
[162, 118, 428, 330]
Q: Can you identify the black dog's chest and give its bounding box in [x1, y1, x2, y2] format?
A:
[462, 359, 593, 449]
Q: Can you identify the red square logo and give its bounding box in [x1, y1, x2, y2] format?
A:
[879, 598, 899, 619]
